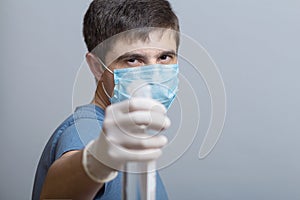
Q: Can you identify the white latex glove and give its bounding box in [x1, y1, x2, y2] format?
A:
[82, 97, 170, 183]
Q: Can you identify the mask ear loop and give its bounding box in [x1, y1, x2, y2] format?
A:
[96, 57, 113, 74]
[101, 82, 112, 99]
[96, 57, 113, 99]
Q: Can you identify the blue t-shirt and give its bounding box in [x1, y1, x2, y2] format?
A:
[32, 104, 168, 200]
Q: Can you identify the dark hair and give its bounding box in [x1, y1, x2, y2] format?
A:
[83, 0, 180, 53]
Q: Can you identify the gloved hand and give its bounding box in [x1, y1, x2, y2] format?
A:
[82, 97, 170, 183]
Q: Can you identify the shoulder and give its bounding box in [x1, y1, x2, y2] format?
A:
[55, 104, 105, 159]
[33, 104, 105, 199]
[40, 104, 105, 164]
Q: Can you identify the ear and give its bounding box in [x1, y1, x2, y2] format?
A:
[86, 53, 104, 82]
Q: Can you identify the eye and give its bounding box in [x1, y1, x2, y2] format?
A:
[160, 55, 168, 60]
[159, 54, 174, 64]
[126, 58, 143, 67]
[127, 58, 137, 63]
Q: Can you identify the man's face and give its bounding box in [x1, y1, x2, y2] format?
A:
[100, 30, 178, 98]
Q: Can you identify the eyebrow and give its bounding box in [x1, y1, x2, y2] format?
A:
[115, 50, 177, 62]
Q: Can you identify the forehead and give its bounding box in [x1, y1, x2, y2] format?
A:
[105, 30, 177, 65]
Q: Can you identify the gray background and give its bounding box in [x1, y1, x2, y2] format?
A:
[1, 0, 299, 199]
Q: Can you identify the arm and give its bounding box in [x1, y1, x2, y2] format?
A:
[40, 98, 169, 200]
[40, 150, 106, 200]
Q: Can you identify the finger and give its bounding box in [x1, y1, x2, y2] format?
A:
[105, 102, 129, 118]
[105, 97, 166, 119]
[120, 135, 168, 150]
[128, 97, 167, 113]
[125, 111, 171, 131]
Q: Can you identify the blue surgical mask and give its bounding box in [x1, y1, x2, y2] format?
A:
[101, 63, 179, 110]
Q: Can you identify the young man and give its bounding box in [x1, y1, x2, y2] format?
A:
[32, 0, 180, 199]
